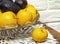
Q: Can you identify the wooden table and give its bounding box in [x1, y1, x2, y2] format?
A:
[45, 25, 60, 44]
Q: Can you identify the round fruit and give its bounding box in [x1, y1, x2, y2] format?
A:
[15, 0, 27, 9]
[0, 11, 17, 28]
[17, 9, 32, 26]
[0, 0, 21, 13]
[26, 4, 39, 21]
[32, 27, 48, 42]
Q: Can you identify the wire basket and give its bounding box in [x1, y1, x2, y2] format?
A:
[0, 23, 58, 44]
[0, 18, 39, 40]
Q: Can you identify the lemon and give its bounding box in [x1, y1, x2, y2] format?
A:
[26, 4, 36, 14]
[0, 11, 17, 28]
[32, 27, 48, 42]
[17, 4, 39, 26]
[17, 9, 32, 26]
[26, 4, 39, 21]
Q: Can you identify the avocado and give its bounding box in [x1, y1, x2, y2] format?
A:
[15, 0, 27, 9]
[0, 0, 21, 13]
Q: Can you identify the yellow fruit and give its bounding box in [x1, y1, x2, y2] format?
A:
[26, 4, 39, 21]
[0, 11, 17, 28]
[17, 9, 32, 26]
[32, 28, 48, 42]
[26, 4, 36, 14]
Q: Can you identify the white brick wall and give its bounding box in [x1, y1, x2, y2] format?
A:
[27, 0, 60, 10]
[27, 0, 60, 22]
[27, 0, 48, 10]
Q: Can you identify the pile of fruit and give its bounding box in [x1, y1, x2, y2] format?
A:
[0, 0, 48, 43]
[0, 0, 27, 13]
[0, 0, 39, 28]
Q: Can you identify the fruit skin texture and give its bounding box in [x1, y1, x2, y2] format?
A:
[0, 11, 17, 28]
[17, 9, 32, 26]
[32, 28, 48, 42]
[26, 4, 39, 21]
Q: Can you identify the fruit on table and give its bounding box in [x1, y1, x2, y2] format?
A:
[0, 0, 21, 13]
[0, 11, 17, 28]
[17, 9, 32, 26]
[15, 0, 27, 9]
[32, 28, 48, 42]
[26, 4, 39, 21]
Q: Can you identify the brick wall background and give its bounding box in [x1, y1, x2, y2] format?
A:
[27, 0, 60, 10]
[27, 0, 60, 22]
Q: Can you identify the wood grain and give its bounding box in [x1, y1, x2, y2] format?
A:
[45, 25, 60, 44]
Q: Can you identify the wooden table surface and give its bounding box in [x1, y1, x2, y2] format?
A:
[45, 25, 60, 44]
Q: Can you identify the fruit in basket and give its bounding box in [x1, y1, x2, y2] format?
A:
[15, 0, 27, 9]
[17, 4, 39, 26]
[32, 28, 48, 42]
[0, 0, 21, 13]
[0, 11, 17, 28]
[26, 4, 39, 21]
[17, 9, 32, 26]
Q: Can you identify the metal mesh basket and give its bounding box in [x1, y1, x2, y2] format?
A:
[0, 23, 58, 44]
[0, 12, 40, 39]
[0, 19, 39, 39]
